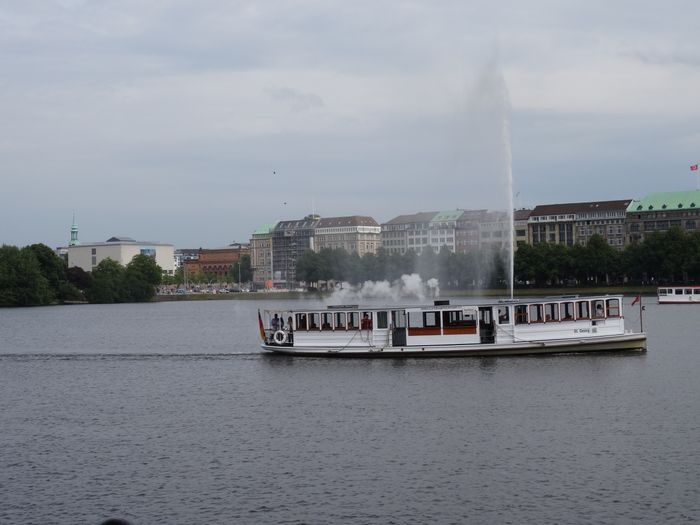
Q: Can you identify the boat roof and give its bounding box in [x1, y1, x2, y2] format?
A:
[264, 294, 625, 313]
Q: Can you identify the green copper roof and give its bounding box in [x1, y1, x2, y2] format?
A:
[431, 210, 463, 222]
[253, 223, 277, 235]
[627, 190, 700, 212]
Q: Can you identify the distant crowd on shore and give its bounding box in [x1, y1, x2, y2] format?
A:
[157, 282, 249, 295]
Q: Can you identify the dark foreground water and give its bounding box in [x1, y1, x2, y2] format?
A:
[1, 298, 699, 524]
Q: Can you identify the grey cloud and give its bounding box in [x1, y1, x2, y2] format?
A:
[627, 49, 700, 68]
[266, 87, 324, 111]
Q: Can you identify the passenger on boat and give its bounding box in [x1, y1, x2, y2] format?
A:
[361, 313, 372, 330]
[287, 316, 293, 331]
[271, 313, 280, 331]
[298, 314, 307, 330]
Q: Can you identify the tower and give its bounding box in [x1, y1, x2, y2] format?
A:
[69, 214, 79, 246]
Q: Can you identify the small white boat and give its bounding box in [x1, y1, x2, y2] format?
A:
[259, 295, 646, 357]
[657, 286, 700, 304]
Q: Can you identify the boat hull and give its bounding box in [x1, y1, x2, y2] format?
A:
[262, 332, 647, 358]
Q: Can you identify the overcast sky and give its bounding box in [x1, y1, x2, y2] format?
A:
[2, 1, 699, 248]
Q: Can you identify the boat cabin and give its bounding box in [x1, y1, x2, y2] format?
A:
[262, 296, 625, 349]
[658, 286, 700, 303]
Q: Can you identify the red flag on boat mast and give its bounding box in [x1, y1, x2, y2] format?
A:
[631, 294, 641, 306]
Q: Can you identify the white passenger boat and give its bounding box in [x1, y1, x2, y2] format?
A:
[259, 295, 646, 357]
[657, 286, 700, 304]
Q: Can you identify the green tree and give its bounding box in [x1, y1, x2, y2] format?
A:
[67, 266, 93, 291]
[28, 243, 82, 302]
[230, 254, 253, 283]
[0, 245, 53, 306]
[86, 258, 126, 303]
[296, 250, 322, 285]
[124, 254, 163, 302]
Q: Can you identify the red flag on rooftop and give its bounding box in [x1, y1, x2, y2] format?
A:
[631, 294, 641, 306]
[691, 164, 699, 171]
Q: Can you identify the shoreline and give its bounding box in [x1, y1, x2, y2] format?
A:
[153, 286, 658, 302]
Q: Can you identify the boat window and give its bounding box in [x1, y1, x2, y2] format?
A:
[376, 311, 388, 329]
[408, 311, 424, 328]
[391, 310, 407, 328]
[308, 313, 320, 330]
[561, 302, 575, 320]
[658, 289, 667, 296]
[361, 311, 373, 330]
[334, 312, 346, 330]
[606, 299, 620, 317]
[321, 312, 333, 330]
[347, 312, 359, 330]
[544, 303, 559, 322]
[592, 300, 605, 319]
[479, 308, 493, 324]
[684, 289, 692, 295]
[675, 289, 683, 295]
[296, 313, 307, 330]
[515, 305, 528, 324]
[497, 306, 510, 324]
[443, 310, 476, 328]
[576, 301, 590, 319]
[529, 304, 543, 323]
[423, 311, 439, 328]
[694, 289, 700, 295]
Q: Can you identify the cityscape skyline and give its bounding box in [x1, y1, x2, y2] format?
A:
[2, 1, 699, 249]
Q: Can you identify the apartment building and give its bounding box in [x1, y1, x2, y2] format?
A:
[626, 190, 700, 243]
[528, 200, 630, 249]
[313, 216, 381, 256]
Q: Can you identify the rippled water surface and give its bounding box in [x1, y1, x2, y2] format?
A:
[1, 298, 699, 524]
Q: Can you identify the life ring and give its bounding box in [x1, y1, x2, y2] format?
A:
[273, 330, 287, 345]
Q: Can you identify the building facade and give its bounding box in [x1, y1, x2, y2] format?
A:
[381, 211, 440, 254]
[67, 236, 175, 274]
[513, 209, 531, 248]
[383, 209, 518, 255]
[626, 190, 700, 243]
[272, 215, 320, 287]
[528, 200, 631, 249]
[477, 210, 510, 252]
[250, 224, 276, 285]
[184, 244, 249, 279]
[314, 216, 381, 256]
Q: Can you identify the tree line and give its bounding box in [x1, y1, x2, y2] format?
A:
[0, 244, 163, 306]
[295, 228, 700, 288]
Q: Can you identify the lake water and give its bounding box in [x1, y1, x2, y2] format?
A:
[1, 297, 699, 524]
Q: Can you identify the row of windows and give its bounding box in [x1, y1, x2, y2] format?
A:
[659, 288, 700, 295]
[629, 220, 695, 232]
[514, 299, 620, 324]
[293, 311, 390, 331]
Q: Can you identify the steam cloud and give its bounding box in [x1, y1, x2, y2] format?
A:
[330, 273, 440, 303]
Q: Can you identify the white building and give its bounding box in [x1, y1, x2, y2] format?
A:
[314, 216, 381, 256]
[67, 236, 175, 274]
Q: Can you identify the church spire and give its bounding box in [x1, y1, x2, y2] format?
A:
[69, 213, 80, 246]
